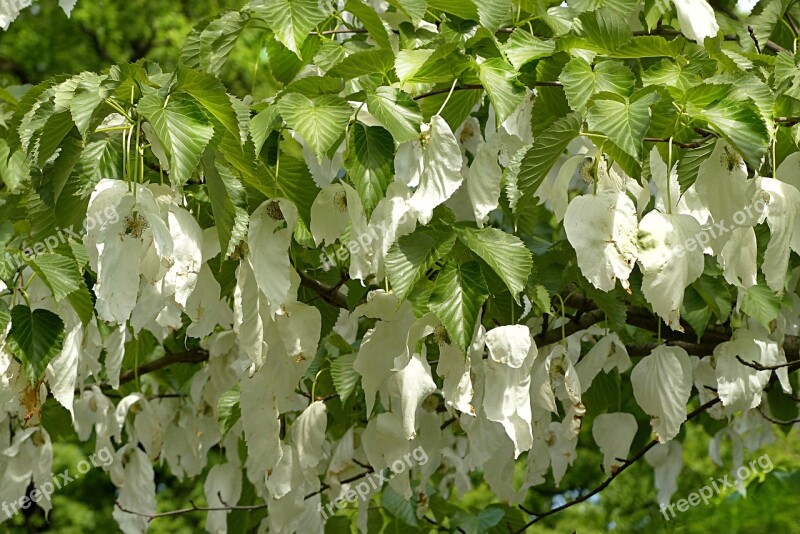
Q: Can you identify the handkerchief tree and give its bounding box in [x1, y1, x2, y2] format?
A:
[1, 0, 800, 532]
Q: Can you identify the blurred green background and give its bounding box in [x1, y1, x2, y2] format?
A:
[2, 1, 800, 532]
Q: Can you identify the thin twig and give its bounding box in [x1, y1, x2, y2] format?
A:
[514, 398, 721, 533]
[757, 405, 800, 425]
[735, 355, 800, 372]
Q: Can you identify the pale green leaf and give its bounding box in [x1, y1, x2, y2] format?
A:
[429, 261, 488, 350]
[7, 305, 65, 385]
[279, 93, 352, 158]
[138, 92, 215, 186]
[365, 87, 422, 143]
[455, 225, 533, 302]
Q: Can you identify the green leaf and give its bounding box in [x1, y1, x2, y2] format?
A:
[579, 8, 633, 53]
[452, 508, 505, 534]
[382, 485, 419, 527]
[177, 65, 240, 140]
[67, 285, 94, 326]
[502, 29, 556, 71]
[427, 0, 478, 20]
[569, 0, 640, 15]
[331, 353, 359, 403]
[182, 11, 249, 73]
[586, 90, 659, 160]
[345, 0, 391, 49]
[366, 87, 422, 143]
[255, 0, 329, 56]
[516, 112, 582, 202]
[396, 44, 468, 86]
[0, 300, 10, 335]
[429, 261, 488, 350]
[138, 92, 215, 186]
[455, 225, 533, 302]
[676, 138, 716, 194]
[418, 87, 483, 131]
[696, 99, 769, 169]
[388, 0, 427, 23]
[386, 225, 457, 302]
[477, 58, 525, 124]
[741, 282, 782, 329]
[328, 50, 395, 80]
[264, 153, 319, 226]
[202, 152, 250, 258]
[559, 57, 635, 113]
[642, 59, 705, 94]
[33, 110, 75, 169]
[344, 123, 394, 213]
[279, 93, 352, 158]
[477, 0, 512, 32]
[27, 253, 82, 302]
[7, 305, 65, 385]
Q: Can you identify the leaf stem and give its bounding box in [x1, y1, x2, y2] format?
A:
[435, 79, 459, 117]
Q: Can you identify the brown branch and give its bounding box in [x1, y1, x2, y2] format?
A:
[776, 116, 800, 126]
[514, 397, 721, 533]
[644, 136, 714, 149]
[298, 269, 349, 309]
[93, 349, 209, 391]
[757, 405, 800, 425]
[748, 25, 762, 54]
[412, 81, 562, 101]
[115, 499, 268, 520]
[736, 355, 800, 372]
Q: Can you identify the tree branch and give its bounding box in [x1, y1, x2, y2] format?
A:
[515, 398, 721, 533]
[757, 405, 800, 425]
[736, 355, 800, 371]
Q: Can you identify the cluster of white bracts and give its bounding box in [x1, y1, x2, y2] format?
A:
[563, 144, 800, 330]
[0, 105, 798, 532]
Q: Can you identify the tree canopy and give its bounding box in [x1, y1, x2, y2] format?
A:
[1, 0, 800, 533]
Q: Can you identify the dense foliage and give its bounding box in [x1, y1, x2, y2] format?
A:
[1, 0, 800, 533]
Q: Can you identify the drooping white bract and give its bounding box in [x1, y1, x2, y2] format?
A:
[111, 445, 156, 534]
[465, 132, 504, 227]
[366, 182, 417, 281]
[240, 363, 282, 496]
[353, 294, 416, 415]
[84, 179, 204, 340]
[631, 345, 693, 443]
[85, 179, 171, 324]
[0, 427, 53, 519]
[483, 325, 537, 456]
[247, 198, 298, 314]
[564, 190, 639, 291]
[310, 182, 371, 281]
[694, 142, 757, 236]
[575, 332, 631, 393]
[407, 115, 464, 224]
[715, 327, 785, 413]
[637, 211, 704, 330]
[593, 412, 637, 476]
[361, 411, 414, 498]
[757, 177, 800, 293]
[648, 148, 710, 229]
[671, 0, 719, 42]
[530, 344, 585, 441]
[292, 401, 327, 469]
[719, 227, 758, 288]
[644, 440, 683, 505]
[394, 353, 437, 439]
